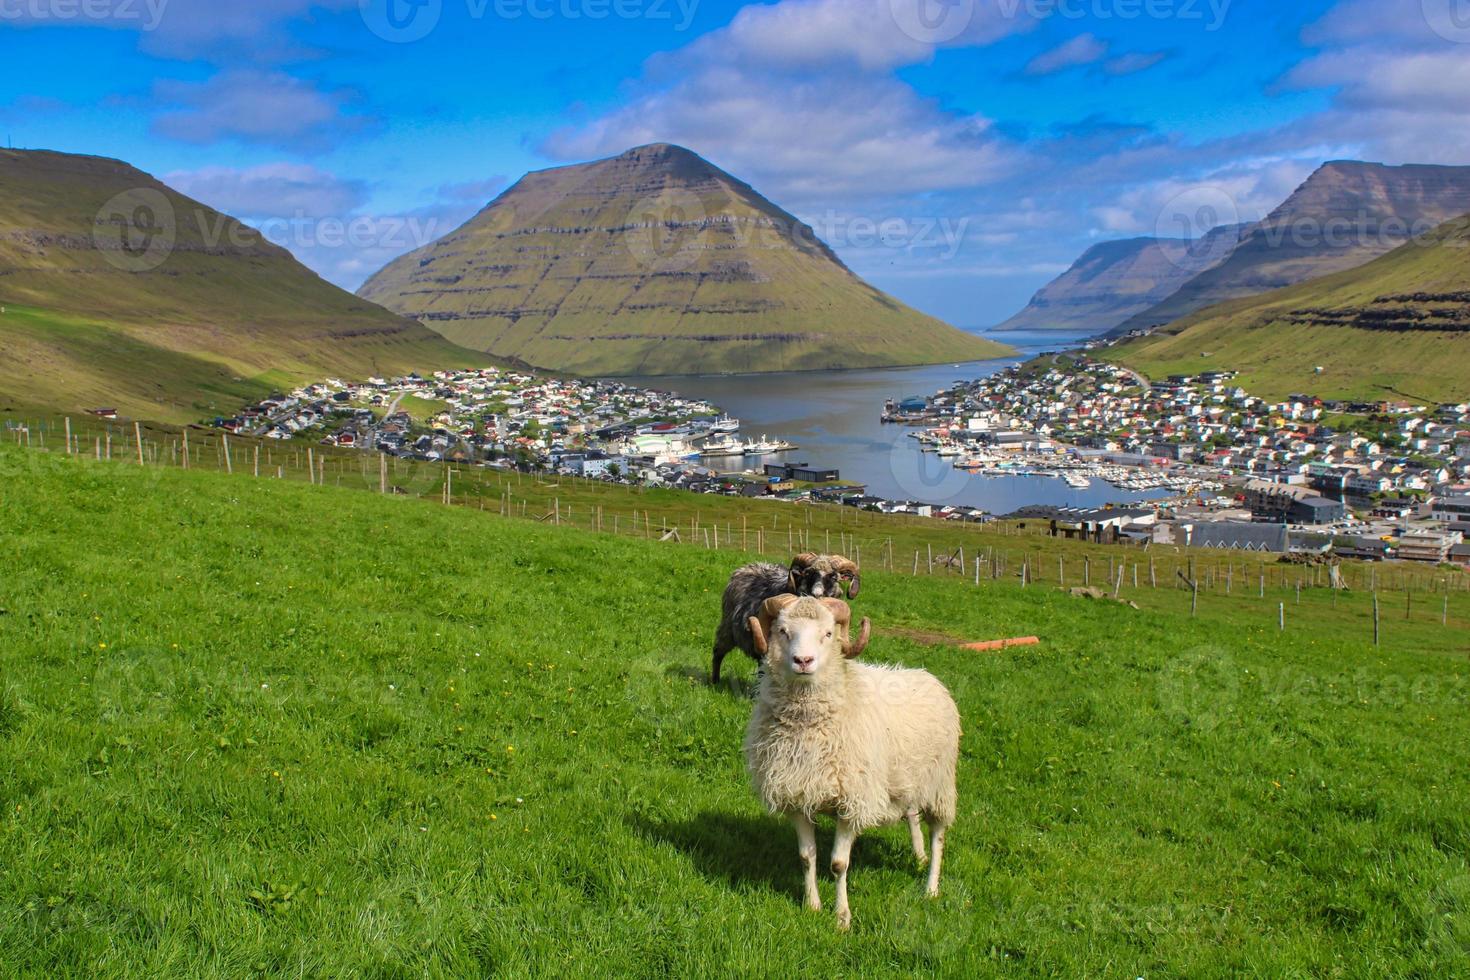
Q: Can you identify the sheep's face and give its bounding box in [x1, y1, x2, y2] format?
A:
[793, 565, 842, 600]
[749, 597, 871, 683]
[788, 554, 861, 600]
[771, 605, 840, 680]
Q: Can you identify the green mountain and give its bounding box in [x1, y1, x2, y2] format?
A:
[1106, 214, 1470, 402]
[0, 149, 488, 423]
[359, 144, 1011, 375]
[1116, 161, 1470, 335]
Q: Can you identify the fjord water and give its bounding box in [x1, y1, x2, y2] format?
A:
[622, 331, 1174, 515]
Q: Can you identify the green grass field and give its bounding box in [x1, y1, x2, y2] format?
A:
[3, 441, 1470, 976]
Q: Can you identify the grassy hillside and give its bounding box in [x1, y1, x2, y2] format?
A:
[1107, 215, 1470, 402]
[0, 149, 488, 423]
[360, 144, 1011, 376]
[2, 441, 1469, 975]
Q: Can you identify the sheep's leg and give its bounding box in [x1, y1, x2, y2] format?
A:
[792, 813, 821, 912]
[925, 822, 947, 899]
[710, 646, 727, 684]
[907, 810, 928, 867]
[831, 819, 858, 931]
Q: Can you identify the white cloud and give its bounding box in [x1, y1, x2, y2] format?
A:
[156, 160, 490, 290]
[1275, 1, 1470, 165]
[151, 70, 373, 150]
[542, 0, 1043, 205]
[547, 67, 1025, 203]
[1090, 160, 1316, 237]
[0, 0, 359, 59]
[1024, 33, 1108, 75]
[685, 0, 1039, 73]
[1104, 50, 1168, 76]
[1287, 48, 1470, 115]
[163, 163, 369, 218]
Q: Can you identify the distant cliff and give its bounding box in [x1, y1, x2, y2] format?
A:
[996, 225, 1246, 334]
[1116, 161, 1470, 333]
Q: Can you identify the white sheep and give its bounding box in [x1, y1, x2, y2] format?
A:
[743, 595, 961, 930]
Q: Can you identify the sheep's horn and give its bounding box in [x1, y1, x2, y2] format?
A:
[748, 616, 768, 656]
[763, 595, 803, 618]
[788, 553, 818, 592]
[756, 595, 801, 657]
[844, 618, 871, 659]
[817, 598, 852, 626]
[832, 557, 861, 599]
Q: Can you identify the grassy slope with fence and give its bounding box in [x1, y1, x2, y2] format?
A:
[8, 412, 1468, 639]
[3, 426, 1470, 975]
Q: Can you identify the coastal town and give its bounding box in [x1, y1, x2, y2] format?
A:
[210, 359, 1470, 566]
[899, 357, 1470, 564]
[212, 367, 804, 489]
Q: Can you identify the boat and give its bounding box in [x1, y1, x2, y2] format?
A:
[699, 435, 752, 458]
[936, 445, 964, 458]
[746, 437, 796, 455]
[1064, 473, 1092, 490]
[709, 415, 741, 434]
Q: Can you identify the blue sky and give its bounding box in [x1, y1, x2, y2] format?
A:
[4, 0, 1468, 327]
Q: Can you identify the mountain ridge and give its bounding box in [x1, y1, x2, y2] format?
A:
[0, 148, 488, 422]
[1115, 160, 1470, 334]
[996, 224, 1247, 334]
[359, 143, 1011, 375]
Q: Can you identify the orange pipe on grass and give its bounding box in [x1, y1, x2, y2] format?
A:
[961, 636, 1040, 652]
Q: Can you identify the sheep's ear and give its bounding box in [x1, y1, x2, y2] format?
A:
[748, 616, 769, 656]
[843, 618, 872, 659]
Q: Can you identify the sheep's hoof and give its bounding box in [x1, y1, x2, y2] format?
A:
[915, 854, 930, 870]
[925, 885, 940, 900]
[836, 910, 852, 931]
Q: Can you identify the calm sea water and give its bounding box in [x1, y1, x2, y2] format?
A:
[618, 330, 1173, 515]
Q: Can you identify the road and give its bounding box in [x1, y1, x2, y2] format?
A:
[1119, 366, 1151, 390]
